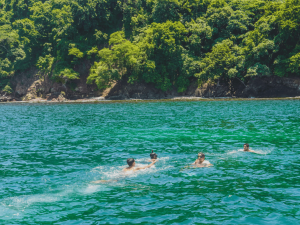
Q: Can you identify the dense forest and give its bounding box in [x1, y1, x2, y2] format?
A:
[0, 0, 300, 94]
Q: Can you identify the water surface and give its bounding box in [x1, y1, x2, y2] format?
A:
[1, 100, 300, 224]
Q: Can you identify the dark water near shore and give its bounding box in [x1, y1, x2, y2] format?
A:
[1, 100, 300, 224]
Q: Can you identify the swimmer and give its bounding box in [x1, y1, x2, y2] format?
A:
[123, 158, 156, 172]
[192, 152, 213, 168]
[92, 158, 156, 183]
[149, 150, 158, 162]
[243, 143, 257, 153]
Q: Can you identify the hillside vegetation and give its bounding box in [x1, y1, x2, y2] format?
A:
[0, 0, 300, 93]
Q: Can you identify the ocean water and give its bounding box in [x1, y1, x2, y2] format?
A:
[0, 100, 299, 224]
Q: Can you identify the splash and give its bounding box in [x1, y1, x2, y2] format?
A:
[81, 184, 111, 194]
[5, 194, 58, 207]
[90, 157, 171, 183]
[228, 149, 272, 155]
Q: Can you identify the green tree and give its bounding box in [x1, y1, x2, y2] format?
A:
[137, 21, 189, 91]
[36, 54, 54, 81]
[0, 24, 25, 77]
[151, 0, 181, 23]
[13, 18, 40, 70]
[87, 31, 143, 89]
[196, 39, 245, 83]
[2, 83, 12, 94]
[185, 18, 212, 56]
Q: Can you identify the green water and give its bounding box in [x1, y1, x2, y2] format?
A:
[1, 100, 300, 224]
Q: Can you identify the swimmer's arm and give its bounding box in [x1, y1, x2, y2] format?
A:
[180, 165, 190, 171]
[92, 179, 117, 184]
[92, 180, 108, 183]
[198, 163, 213, 168]
[135, 160, 156, 171]
[195, 164, 205, 168]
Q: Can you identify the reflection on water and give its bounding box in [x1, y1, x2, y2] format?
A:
[0, 100, 300, 224]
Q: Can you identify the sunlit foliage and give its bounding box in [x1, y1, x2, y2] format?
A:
[1, 0, 300, 93]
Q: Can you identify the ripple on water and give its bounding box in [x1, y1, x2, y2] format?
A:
[0, 100, 300, 223]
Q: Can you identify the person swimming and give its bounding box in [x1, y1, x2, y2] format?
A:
[123, 158, 156, 172]
[92, 158, 156, 183]
[149, 150, 158, 162]
[192, 152, 213, 167]
[243, 143, 257, 153]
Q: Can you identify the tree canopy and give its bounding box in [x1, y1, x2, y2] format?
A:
[1, 0, 300, 92]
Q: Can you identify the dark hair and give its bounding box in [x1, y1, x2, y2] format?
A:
[127, 158, 135, 166]
[244, 143, 249, 147]
[198, 152, 205, 158]
[150, 150, 157, 159]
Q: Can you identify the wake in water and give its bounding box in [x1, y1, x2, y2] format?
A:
[0, 188, 74, 219]
[89, 157, 171, 184]
[227, 149, 272, 155]
[1, 194, 59, 210]
[81, 184, 112, 195]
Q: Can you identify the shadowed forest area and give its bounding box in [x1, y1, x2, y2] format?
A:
[0, 0, 300, 96]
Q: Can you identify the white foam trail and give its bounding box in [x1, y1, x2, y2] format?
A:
[91, 166, 125, 179]
[0, 186, 78, 213]
[81, 184, 111, 194]
[90, 158, 172, 183]
[228, 150, 240, 154]
[91, 157, 170, 180]
[228, 149, 272, 155]
[1, 194, 59, 210]
[0, 187, 79, 220]
[0, 205, 20, 219]
[83, 185, 100, 194]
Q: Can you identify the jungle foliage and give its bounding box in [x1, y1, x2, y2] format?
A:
[1, 0, 300, 92]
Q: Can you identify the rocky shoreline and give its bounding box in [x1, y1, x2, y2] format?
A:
[1, 68, 300, 103]
[1, 96, 300, 104]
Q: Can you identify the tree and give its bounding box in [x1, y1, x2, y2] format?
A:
[137, 21, 189, 91]
[36, 54, 54, 81]
[87, 31, 143, 89]
[13, 18, 40, 70]
[185, 18, 212, 56]
[196, 39, 245, 83]
[151, 0, 181, 23]
[0, 24, 25, 77]
[2, 83, 13, 94]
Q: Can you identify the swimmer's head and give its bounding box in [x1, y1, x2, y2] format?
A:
[150, 150, 158, 159]
[198, 152, 205, 159]
[244, 143, 249, 151]
[197, 152, 205, 163]
[127, 158, 135, 167]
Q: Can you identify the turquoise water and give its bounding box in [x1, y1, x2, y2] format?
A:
[1, 100, 300, 224]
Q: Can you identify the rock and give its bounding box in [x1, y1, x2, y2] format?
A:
[57, 93, 66, 102]
[0, 96, 12, 102]
[242, 76, 300, 98]
[106, 95, 126, 100]
[10, 61, 98, 101]
[192, 83, 231, 98]
[105, 80, 168, 100]
[7, 65, 300, 101]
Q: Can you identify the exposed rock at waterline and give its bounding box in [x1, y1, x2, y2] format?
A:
[240, 76, 300, 98]
[2, 71, 300, 102]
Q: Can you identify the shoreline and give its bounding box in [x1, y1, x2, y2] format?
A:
[1, 96, 300, 104]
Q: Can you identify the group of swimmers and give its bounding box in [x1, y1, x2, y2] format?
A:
[93, 143, 256, 183]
